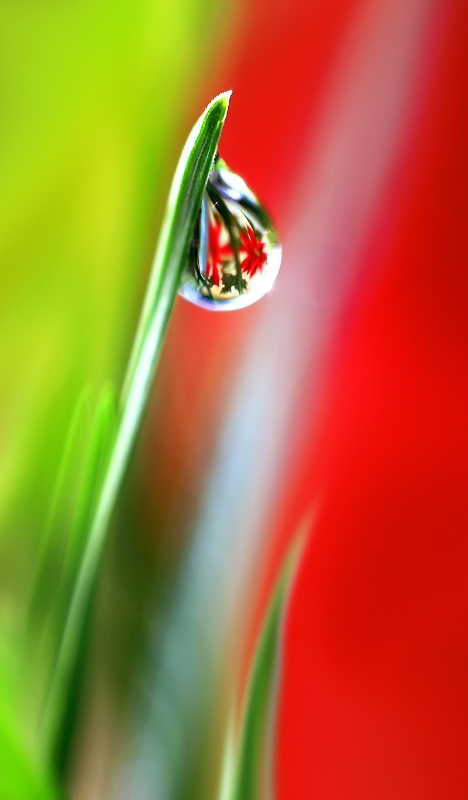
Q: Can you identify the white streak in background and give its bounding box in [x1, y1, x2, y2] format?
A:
[114, 1, 438, 797]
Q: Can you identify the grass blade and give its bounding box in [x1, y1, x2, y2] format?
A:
[41, 91, 231, 758]
[37, 386, 117, 754]
[224, 539, 303, 800]
[28, 388, 92, 632]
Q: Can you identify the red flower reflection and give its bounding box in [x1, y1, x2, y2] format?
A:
[239, 226, 267, 277]
[206, 217, 232, 286]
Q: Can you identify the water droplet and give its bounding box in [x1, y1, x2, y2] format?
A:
[179, 157, 282, 311]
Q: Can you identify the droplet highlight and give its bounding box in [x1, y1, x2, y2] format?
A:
[179, 157, 282, 310]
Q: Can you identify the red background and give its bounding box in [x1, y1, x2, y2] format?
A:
[146, 0, 468, 796]
[218, 0, 468, 797]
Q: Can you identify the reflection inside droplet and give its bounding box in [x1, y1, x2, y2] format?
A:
[179, 157, 282, 311]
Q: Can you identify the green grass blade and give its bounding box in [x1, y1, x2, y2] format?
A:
[226, 541, 302, 800]
[121, 90, 231, 406]
[38, 387, 117, 752]
[41, 91, 231, 758]
[28, 388, 92, 630]
[0, 632, 59, 799]
[62, 386, 117, 595]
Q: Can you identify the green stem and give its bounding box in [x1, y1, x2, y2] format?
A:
[40, 91, 232, 756]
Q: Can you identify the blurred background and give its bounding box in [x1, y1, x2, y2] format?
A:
[1, 0, 467, 798]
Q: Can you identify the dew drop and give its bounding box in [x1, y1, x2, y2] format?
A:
[179, 156, 282, 311]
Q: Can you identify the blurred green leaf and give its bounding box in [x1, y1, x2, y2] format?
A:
[224, 541, 301, 800]
[0, 635, 58, 800]
[28, 389, 93, 631]
[31, 386, 117, 756]
[0, 719, 58, 800]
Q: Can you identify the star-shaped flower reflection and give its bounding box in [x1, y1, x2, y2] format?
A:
[239, 226, 268, 277]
